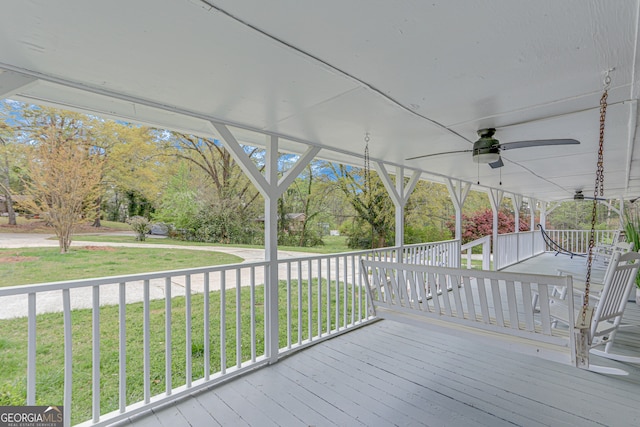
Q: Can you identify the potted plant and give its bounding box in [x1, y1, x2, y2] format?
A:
[623, 210, 640, 303]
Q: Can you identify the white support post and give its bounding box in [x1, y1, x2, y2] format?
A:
[445, 178, 471, 242]
[264, 135, 279, 363]
[529, 197, 537, 255]
[619, 196, 624, 229]
[374, 163, 420, 249]
[528, 198, 537, 231]
[488, 189, 504, 270]
[211, 123, 320, 364]
[541, 202, 550, 228]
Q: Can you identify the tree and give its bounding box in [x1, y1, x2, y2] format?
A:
[153, 161, 201, 229]
[331, 164, 394, 248]
[92, 121, 161, 224]
[19, 113, 104, 253]
[404, 181, 454, 243]
[448, 208, 528, 245]
[156, 133, 263, 244]
[276, 163, 332, 247]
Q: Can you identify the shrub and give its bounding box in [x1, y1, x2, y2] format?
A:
[127, 216, 151, 241]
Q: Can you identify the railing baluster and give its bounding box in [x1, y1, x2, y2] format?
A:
[92, 285, 101, 423]
[326, 258, 331, 333]
[263, 266, 268, 358]
[250, 267, 256, 363]
[143, 279, 150, 404]
[307, 259, 313, 342]
[286, 262, 292, 349]
[317, 258, 322, 337]
[220, 270, 226, 375]
[185, 275, 192, 388]
[297, 260, 302, 345]
[236, 268, 241, 368]
[118, 282, 126, 413]
[62, 289, 72, 427]
[165, 277, 172, 395]
[204, 272, 210, 381]
[358, 255, 363, 320]
[351, 255, 356, 324]
[27, 292, 36, 405]
[335, 256, 340, 330]
[343, 255, 348, 328]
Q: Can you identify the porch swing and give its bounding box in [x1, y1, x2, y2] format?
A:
[360, 71, 640, 374]
[548, 72, 640, 373]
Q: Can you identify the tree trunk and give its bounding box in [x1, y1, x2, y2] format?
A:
[92, 196, 102, 227]
[4, 192, 16, 226]
[1, 159, 16, 225]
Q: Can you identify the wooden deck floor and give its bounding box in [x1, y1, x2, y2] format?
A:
[120, 253, 640, 427]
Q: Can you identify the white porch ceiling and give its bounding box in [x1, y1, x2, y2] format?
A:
[1, 0, 640, 202]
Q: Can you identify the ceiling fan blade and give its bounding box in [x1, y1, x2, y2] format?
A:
[406, 149, 472, 161]
[499, 139, 579, 150]
[488, 157, 504, 169]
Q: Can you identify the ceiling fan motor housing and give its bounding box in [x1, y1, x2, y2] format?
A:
[473, 129, 501, 163]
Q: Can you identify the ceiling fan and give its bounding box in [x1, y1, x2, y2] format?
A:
[573, 190, 606, 201]
[406, 128, 580, 168]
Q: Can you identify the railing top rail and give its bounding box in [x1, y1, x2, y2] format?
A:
[496, 230, 536, 238]
[543, 229, 619, 233]
[0, 260, 270, 297]
[460, 235, 490, 251]
[361, 259, 573, 286]
[277, 239, 460, 264]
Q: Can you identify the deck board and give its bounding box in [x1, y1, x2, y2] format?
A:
[122, 253, 640, 427]
[127, 319, 639, 427]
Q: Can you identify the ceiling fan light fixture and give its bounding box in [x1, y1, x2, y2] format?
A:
[472, 131, 500, 163]
[473, 150, 501, 164]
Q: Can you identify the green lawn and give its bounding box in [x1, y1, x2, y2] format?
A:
[0, 280, 365, 424]
[0, 247, 242, 287]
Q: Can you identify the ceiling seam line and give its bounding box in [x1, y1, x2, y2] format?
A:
[196, 0, 472, 143]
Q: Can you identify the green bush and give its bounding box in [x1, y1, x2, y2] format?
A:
[127, 216, 151, 241]
[176, 204, 262, 245]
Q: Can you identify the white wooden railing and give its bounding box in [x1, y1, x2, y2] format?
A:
[402, 239, 461, 268]
[542, 229, 620, 255]
[495, 230, 545, 270]
[460, 235, 491, 270]
[0, 239, 460, 426]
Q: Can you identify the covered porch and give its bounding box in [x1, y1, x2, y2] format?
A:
[3, 1, 640, 426]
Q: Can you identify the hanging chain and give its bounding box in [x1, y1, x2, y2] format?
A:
[583, 75, 610, 322]
[364, 133, 374, 249]
[364, 133, 371, 196]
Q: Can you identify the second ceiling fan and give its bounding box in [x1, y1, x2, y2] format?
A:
[406, 128, 580, 168]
